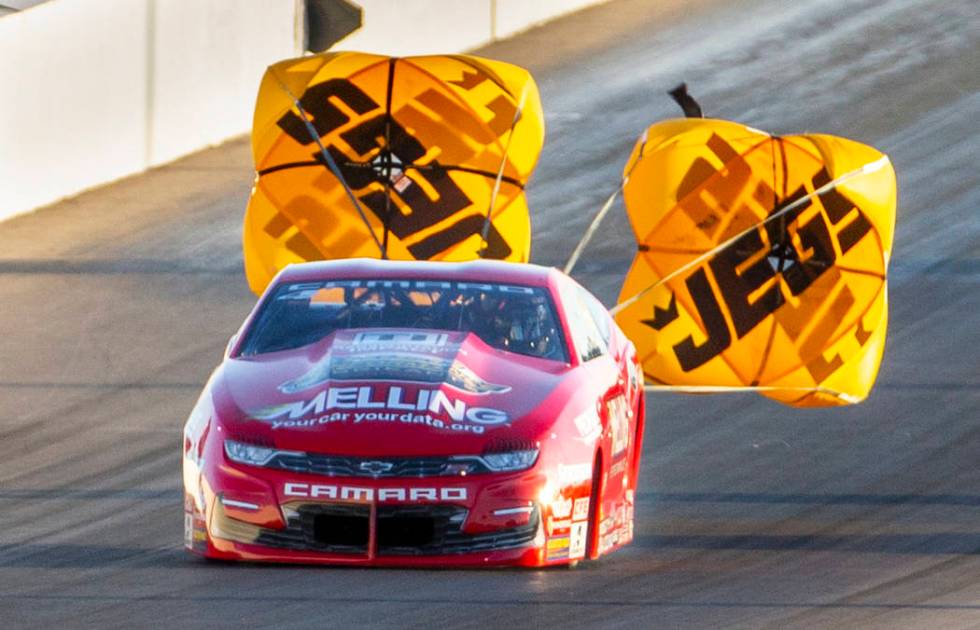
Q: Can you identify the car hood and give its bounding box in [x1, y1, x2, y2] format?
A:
[215, 329, 569, 456]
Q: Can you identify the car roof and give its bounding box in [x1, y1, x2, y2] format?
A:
[274, 258, 563, 289]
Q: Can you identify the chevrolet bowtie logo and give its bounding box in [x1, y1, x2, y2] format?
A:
[359, 461, 395, 475]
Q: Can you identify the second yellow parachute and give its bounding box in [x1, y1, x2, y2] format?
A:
[613, 118, 897, 407]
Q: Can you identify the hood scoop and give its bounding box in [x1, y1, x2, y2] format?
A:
[276, 330, 511, 396]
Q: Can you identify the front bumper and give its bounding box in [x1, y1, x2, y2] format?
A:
[205, 498, 544, 566]
[185, 457, 576, 567]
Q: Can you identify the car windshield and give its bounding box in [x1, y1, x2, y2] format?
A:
[238, 278, 568, 362]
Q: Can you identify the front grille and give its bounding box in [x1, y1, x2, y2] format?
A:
[377, 505, 461, 553]
[268, 452, 489, 477]
[256, 503, 369, 554]
[255, 503, 538, 556]
[379, 505, 539, 556]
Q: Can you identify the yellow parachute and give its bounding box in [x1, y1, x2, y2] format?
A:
[613, 118, 897, 407]
[244, 52, 544, 294]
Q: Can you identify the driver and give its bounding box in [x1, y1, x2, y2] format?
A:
[466, 293, 557, 358]
[505, 299, 557, 358]
[465, 292, 512, 350]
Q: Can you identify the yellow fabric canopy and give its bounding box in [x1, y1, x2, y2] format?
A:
[614, 119, 896, 407]
[244, 52, 544, 294]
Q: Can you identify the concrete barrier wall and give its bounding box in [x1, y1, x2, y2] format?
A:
[149, 1, 298, 165]
[338, 0, 493, 56]
[338, 0, 612, 56]
[1, 0, 610, 222]
[0, 1, 152, 219]
[0, 0, 298, 221]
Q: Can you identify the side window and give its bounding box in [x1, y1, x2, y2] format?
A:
[559, 281, 607, 362]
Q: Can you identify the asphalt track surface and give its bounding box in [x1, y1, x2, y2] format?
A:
[1, 0, 978, 627]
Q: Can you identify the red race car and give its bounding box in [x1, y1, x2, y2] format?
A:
[183, 258, 646, 566]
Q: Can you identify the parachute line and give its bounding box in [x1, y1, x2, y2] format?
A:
[381, 57, 397, 258]
[269, 67, 385, 258]
[257, 161, 526, 188]
[480, 81, 529, 258]
[564, 128, 651, 275]
[610, 155, 891, 316]
[257, 160, 322, 176]
[415, 164, 524, 188]
[643, 384, 860, 403]
[268, 160, 526, 188]
[753, 134, 785, 385]
[562, 182, 625, 275]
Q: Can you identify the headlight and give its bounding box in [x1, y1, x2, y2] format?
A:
[224, 440, 295, 467]
[481, 449, 539, 471]
[451, 448, 539, 473]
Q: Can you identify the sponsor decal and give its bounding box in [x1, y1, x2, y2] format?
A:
[546, 534, 571, 561]
[278, 280, 536, 301]
[349, 330, 456, 353]
[596, 504, 633, 554]
[393, 174, 412, 193]
[574, 408, 602, 443]
[184, 511, 208, 551]
[183, 513, 193, 548]
[551, 495, 573, 519]
[283, 482, 467, 503]
[599, 516, 615, 535]
[570, 521, 587, 560]
[278, 360, 331, 395]
[572, 497, 590, 522]
[547, 517, 572, 535]
[252, 384, 510, 432]
[607, 394, 631, 457]
[599, 529, 621, 554]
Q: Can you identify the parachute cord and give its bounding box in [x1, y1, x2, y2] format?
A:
[642, 384, 859, 404]
[751, 133, 785, 386]
[381, 57, 397, 259]
[564, 128, 649, 275]
[269, 68, 385, 258]
[562, 180, 625, 275]
[479, 81, 529, 258]
[609, 155, 891, 316]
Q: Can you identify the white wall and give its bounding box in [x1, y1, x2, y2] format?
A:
[0, 0, 611, 222]
[339, 0, 493, 56]
[150, 1, 297, 165]
[0, 0, 298, 221]
[0, 0, 151, 218]
[337, 0, 613, 56]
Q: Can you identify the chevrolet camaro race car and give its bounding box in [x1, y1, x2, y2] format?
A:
[183, 259, 645, 566]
